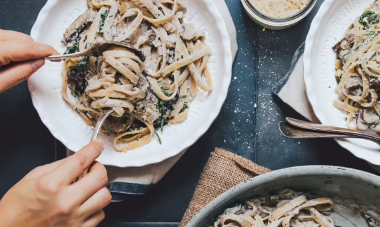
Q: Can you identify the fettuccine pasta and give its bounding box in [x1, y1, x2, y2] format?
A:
[61, 0, 212, 152]
[214, 189, 335, 227]
[333, 1, 380, 132]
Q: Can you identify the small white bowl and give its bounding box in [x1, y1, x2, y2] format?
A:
[241, 0, 318, 30]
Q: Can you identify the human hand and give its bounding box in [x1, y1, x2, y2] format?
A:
[0, 29, 59, 93]
[0, 139, 111, 227]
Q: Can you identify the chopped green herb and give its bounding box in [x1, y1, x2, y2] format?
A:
[67, 57, 89, 96]
[99, 10, 110, 32]
[354, 31, 378, 51]
[154, 130, 162, 144]
[162, 89, 171, 97]
[73, 57, 89, 74]
[154, 98, 174, 132]
[359, 11, 380, 29]
[342, 51, 350, 62]
[180, 103, 188, 113]
[64, 42, 79, 54]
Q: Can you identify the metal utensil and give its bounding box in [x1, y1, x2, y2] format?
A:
[76, 109, 114, 182]
[278, 117, 380, 145]
[46, 41, 142, 61]
[91, 109, 114, 141]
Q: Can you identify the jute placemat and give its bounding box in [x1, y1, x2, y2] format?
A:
[179, 148, 271, 227]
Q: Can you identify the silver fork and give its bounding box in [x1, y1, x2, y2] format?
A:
[91, 109, 115, 141]
[279, 117, 380, 145]
[76, 109, 114, 182]
[46, 41, 142, 61]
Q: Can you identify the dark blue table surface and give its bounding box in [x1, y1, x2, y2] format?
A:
[0, 0, 378, 226]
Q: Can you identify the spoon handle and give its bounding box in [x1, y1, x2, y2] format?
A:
[46, 41, 141, 61]
[279, 122, 355, 139]
[46, 52, 88, 61]
[284, 118, 380, 144]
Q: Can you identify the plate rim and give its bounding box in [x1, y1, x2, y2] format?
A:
[29, 0, 233, 167]
[304, 0, 380, 166]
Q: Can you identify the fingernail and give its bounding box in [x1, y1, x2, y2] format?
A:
[94, 138, 105, 150]
[32, 58, 45, 72]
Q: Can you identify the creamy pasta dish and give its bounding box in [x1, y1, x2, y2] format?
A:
[333, 1, 380, 132]
[61, 0, 213, 152]
[214, 189, 335, 227]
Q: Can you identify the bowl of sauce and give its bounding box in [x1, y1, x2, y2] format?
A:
[241, 0, 317, 29]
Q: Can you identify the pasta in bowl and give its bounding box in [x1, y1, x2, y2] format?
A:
[214, 189, 336, 227]
[29, 0, 232, 167]
[184, 167, 380, 227]
[61, 0, 214, 153]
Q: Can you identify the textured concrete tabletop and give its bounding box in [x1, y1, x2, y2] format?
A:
[0, 0, 378, 226]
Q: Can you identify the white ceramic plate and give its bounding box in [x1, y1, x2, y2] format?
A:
[304, 0, 380, 165]
[29, 0, 232, 167]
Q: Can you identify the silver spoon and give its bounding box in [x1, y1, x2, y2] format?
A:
[46, 41, 142, 61]
[279, 117, 380, 145]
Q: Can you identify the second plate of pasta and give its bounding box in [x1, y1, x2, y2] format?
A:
[304, 0, 380, 165]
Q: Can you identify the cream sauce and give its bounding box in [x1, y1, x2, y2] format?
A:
[249, 0, 311, 19]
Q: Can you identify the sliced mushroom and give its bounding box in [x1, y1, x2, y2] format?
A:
[357, 110, 369, 130]
[180, 23, 195, 40]
[63, 8, 97, 45]
[363, 108, 380, 124]
[370, 123, 380, 132]
[346, 75, 362, 88]
[333, 38, 346, 52]
[373, 0, 380, 10]
[345, 28, 357, 44]
[133, 88, 161, 123]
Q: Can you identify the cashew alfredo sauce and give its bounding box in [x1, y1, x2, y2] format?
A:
[249, 0, 311, 19]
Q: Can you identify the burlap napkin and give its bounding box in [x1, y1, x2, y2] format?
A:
[179, 148, 271, 227]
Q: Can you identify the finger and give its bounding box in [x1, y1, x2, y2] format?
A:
[83, 210, 105, 227]
[0, 41, 59, 67]
[80, 187, 111, 217]
[24, 159, 65, 180]
[0, 29, 34, 42]
[0, 58, 45, 93]
[66, 162, 108, 204]
[49, 139, 105, 185]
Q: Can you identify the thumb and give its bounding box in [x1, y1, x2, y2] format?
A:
[0, 58, 45, 93]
